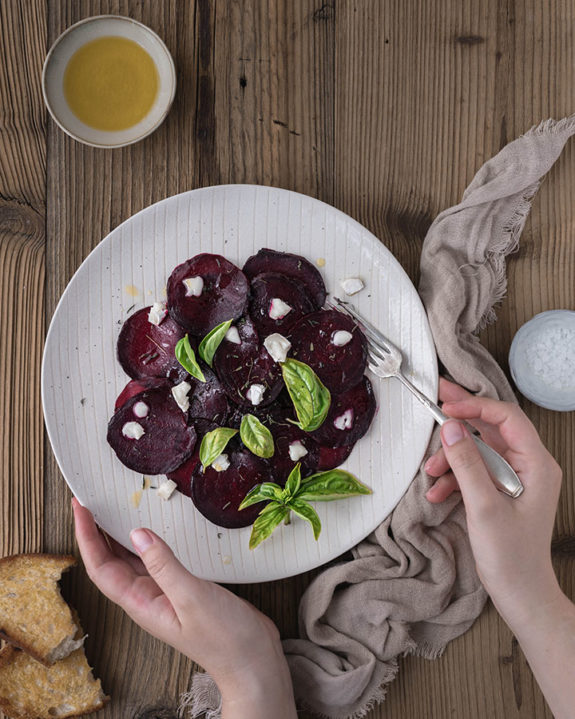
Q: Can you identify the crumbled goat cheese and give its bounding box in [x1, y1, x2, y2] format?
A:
[246, 383, 266, 406]
[133, 401, 149, 418]
[157, 479, 178, 500]
[264, 333, 291, 363]
[332, 330, 353, 347]
[340, 277, 364, 295]
[183, 276, 204, 297]
[225, 326, 241, 344]
[333, 409, 354, 431]
[269, 298, 292, 320]
[122, 421, 145, 440]
[212, 453, 230, 472]
[148, 302, 168, 326]
[288, 440, 308, 462]
[171, 381, 192, 413]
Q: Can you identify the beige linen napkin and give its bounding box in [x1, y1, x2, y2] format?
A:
[179, 115, 575, 719]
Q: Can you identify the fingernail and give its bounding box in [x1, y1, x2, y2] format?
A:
[130, 528, 154, 554]
[442, 420, 467, 446]
[424, 457, 434, 473]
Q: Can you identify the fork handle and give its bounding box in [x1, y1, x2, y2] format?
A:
[394, 373, 524, 498]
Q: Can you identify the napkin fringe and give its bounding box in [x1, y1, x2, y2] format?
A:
[178, 672, 222, 719]
[526, 114, 575, 137]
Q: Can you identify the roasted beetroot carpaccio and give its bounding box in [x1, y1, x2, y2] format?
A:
[107, 249, 376, 530]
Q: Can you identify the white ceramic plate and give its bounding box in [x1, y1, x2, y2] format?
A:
[42, 15, 176, 148]
[42, 185, 437, 583]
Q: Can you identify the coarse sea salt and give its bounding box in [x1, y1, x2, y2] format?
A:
[525, 325, 575, 390]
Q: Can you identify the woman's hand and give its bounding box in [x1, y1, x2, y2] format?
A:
[425, 379, 563, 626]
[72, 499, 297, 718]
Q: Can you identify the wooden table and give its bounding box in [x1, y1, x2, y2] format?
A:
[2, 1, 574, 717]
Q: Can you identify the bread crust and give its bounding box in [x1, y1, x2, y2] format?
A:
[0, 554, 79, 665]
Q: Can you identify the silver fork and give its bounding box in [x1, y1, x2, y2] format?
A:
[333, 298, 524, 498]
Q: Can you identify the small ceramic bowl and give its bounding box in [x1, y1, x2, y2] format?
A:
[508, 309, 575, 411]
[42, 15, 176, 148]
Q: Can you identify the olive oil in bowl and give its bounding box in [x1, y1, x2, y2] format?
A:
[64, 36, 159, 132]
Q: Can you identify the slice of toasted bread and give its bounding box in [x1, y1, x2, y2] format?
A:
[0, 554, 84, 665]
[0, 644, 109, 718]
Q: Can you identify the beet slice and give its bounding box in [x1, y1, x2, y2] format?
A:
[315, 443, 354, 471]
[212, 315, 283, 408]
[248, 272, 315, 336]
[117, 307, 188, 382]
[107, 386, 197, 475]
[262, 408, 319, 483]
[166, 419, 218, 497]
[311, 376, 376, 447]
[167, 254, 249, 335]
[243, 248, 326, 309]
[114, 377, 169, 412]
[191, 444, 272, 528]
[289, 309, 367, 393]
[187, 365, 230, 424]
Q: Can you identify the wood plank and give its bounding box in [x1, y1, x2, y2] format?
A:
[0, 0, 46, 559]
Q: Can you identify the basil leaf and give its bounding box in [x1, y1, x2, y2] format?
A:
[249, 502, 291, 549]
[239, 482, 284, 510]
[198, 319, 233, 367]
[289, 498, 322, 540]
[175, 335, 206, 382]
[281, 358, 331, 431]
[283, 463, 301, 501]
[199, 427, 238, 469]
[240, 414, 275, 458]
[298, 469, 372, 502]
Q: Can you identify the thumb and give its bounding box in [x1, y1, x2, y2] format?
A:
[130, 527, 199, 608]
[440, 420, 498, 510]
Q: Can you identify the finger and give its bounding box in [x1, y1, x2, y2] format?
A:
[424, 447, 450, 477]
[441, 397, 543, 461]
[440, 420, 499, 510]
[439, 377, 473, 403]
[425, 472, 459, 503]
[130, 528, 203, 611]
[72, 500, 166, 613]
[105, 534, 148, 576]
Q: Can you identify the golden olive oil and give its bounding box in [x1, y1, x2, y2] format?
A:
[64, 36, 159, 131]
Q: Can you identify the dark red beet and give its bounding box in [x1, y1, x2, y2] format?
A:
[166, 419, 219, 497]
[263, 409, 319, 483]
[107, 386, 197, 475]
[191, 444, 272, 528]
[311, 376, 376, 447]
[289, 309, 367, 393]
[188, 365, 230, 424]
[212, 316, 283, 408]
[243, 248, 326, 309]
[117, 307, 188, 382]
[114, 377, 169, 412]
[248, 273, 315, 336]
[315, 443, 354, 471]
[167, 254, 249, 335]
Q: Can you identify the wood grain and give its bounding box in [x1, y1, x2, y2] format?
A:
[1, 0, 573, 717]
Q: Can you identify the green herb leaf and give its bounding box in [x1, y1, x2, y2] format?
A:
[298, 469, 372, 502]
[283, 463, 302, 501]
[239, 482, 284, 509]
[249, 503, 291, 549]
[289, 498, 322, 540]
[198, 319, 234, 367]
[240, 414, 275, 458]
[175, 335, 206, 382]
[199, 427, 238, 469]
[281, 358, 331, 431]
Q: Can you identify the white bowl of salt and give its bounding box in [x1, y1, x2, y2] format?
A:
[509, 310, 575, 411]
